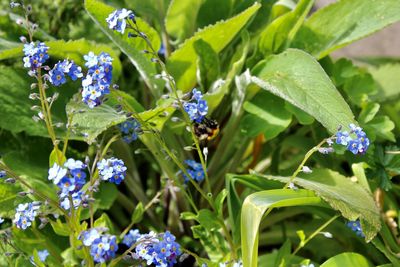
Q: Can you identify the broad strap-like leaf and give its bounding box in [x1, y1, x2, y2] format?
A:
[167, 3, 261, 92]
[85, 0, 163, 97]
[253, 168, 381, 242]
[251, 49, 355, 134]
[320, 252, 373, 267]
[291, 0, 400, 59]
[241, 189, 323, 267]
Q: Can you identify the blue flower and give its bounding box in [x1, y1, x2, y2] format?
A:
[82, 52, 113, 108]
[134, 231, 181, 267]
[49, 60, 83, 86]
[13, 202, 40, 230]
[106, 9, 135, 34]
[49, 69, 66, 86]
[97, 157, 127, 184]
[118, 119, 142, 143]
[122, 229, 141, 247]
[48, 163, 67, 184]
[84, 52, 98, 68]
[183, 159, 205, 183]
[183, 89, 208, 122]
[48, 159, 88, 210]
[346, 220, 365, 238]
[0, 170, 6, 178]
[22, 42, 49, 70]
[80, 229, 118, 263]
[335, 124, 369, 155]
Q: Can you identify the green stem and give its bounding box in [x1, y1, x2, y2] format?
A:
[291, 214, 339, 256]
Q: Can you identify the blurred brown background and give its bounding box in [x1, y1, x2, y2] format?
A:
[316, 0, 400, 58]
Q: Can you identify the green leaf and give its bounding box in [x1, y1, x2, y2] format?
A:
[0, 182, 20, 217]
[165, 0, 204, 42]
[131, 202, 144, 224]
[66, 90, 174, 144]
[203, 31, 250, 113]
[254, 168, 381, 241]
[320, 252, 373, 267]
[284, 102, 314, 125]
[251, 49, 356, 134]
[193, 39, 220, 90]
[49, 146, 66, 167]
[258, 0, 314, 54]
[3, 151, 57, 203]
[196, 209, 221, 231]
[274, 239, 292, 267]
[50, 219, 70, 237]
[359, 103, 380, 124]
[369, 63, 400, 102]
[214, 189, 228, 217]
[167, 3, 261, 92]
[0, 39, 122, 80]
[241, 189, 323, 267]
[85, 0, 163, 97]
[365, 115, 395, 142]
[95, 182, 119, 210]
[32, 250, 46, 267]
[94, 213, 115, 233]
[241, 91, 292, 139]
[291, 0, 400, 58]
[0, 66, 57, 136]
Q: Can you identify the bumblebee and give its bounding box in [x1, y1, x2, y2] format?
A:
[193, 117, 219, 141]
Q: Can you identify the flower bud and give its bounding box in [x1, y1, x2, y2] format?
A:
[19, 36, 27, 43]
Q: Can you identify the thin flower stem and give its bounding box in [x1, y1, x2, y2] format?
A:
[130, 22, 212, 195]
[284, 136, 332, 188]
[119, 191, 163, 239]
[0, 163, 68, 217]
[291, 214, 339, 256]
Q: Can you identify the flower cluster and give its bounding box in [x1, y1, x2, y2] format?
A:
[183, 159, 205, 183]
[97, 157, 127, 185]
[122, 229, 141, 247]
[218, 260, 243, 267]
[23, 42, 49, 70]
[13, 202, 40, 230]
[80, 228, 118, 263]
[346, 220, 365, 237]
[48, 59, 83, 86]
[30, 250, 49, 265]
[82, 52, 113, 108]
[336, 124, 370, 154]
[106, 8, 135, 34]
[183, 89, 208, 123]
[135, 231, 181, 267]
[48, 159, 88, 210]
[118, 119, 142, 143]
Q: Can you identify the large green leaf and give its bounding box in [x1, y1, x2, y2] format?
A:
[253, 168, 381, 241]
[251, 49, 355, 134]
[320, 252, 373, 267]
[368, 63, 400, 102]
[241, 189, 323, 267]
[258, 0, 314, 55]
[165, 0, 204, 42]
[241, 91, 292, 139]
[167, 3, 260, 92]
[66, 90, 174, 144]
[85, 0, 163, 97]
[291, 0, 400, 58]
[0, 39, 122, 80]
[0, 66, 64, 137]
